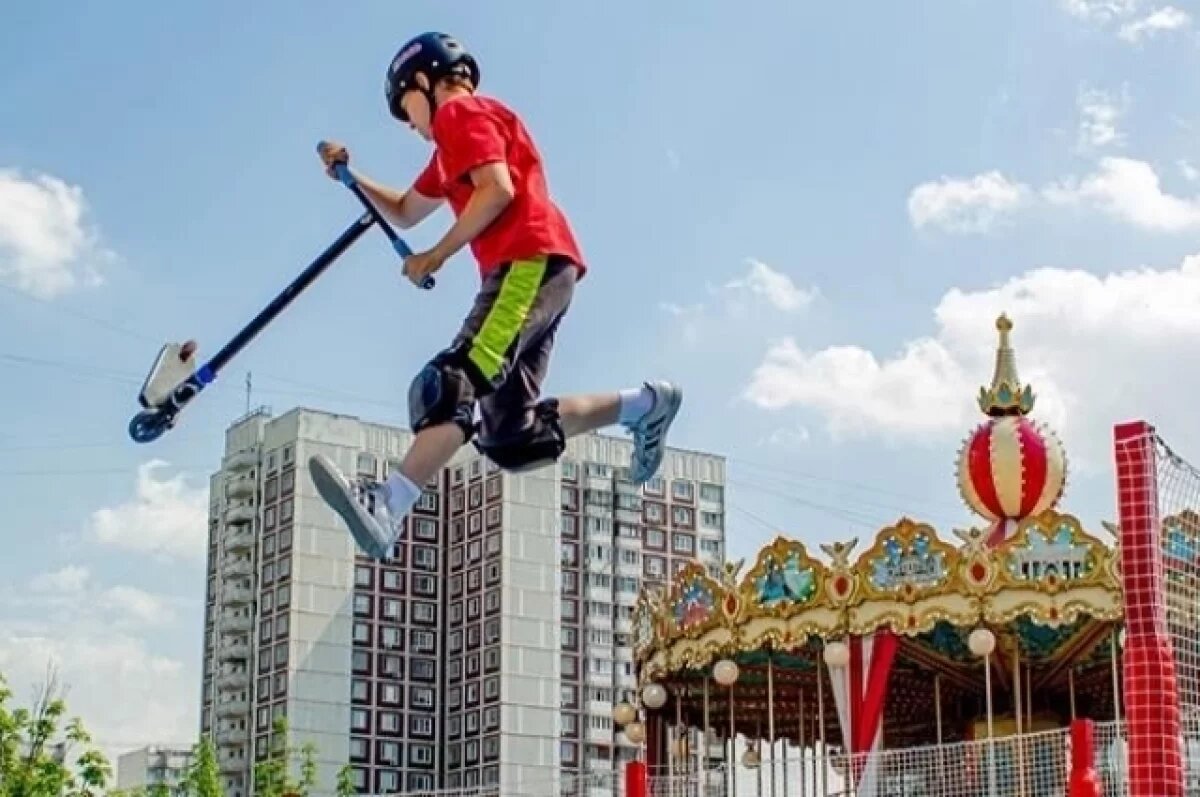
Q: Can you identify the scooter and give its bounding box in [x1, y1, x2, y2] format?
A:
[127, 143, 431, 444]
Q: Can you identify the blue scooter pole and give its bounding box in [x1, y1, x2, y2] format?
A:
[320, 142, 435, 291]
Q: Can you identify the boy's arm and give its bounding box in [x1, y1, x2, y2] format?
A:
[352, 171, 442, 230]
[428, 162, 514, 262]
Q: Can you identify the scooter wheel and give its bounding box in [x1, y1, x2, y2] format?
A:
[128, 408, 174, 443]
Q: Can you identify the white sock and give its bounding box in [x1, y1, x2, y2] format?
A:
[618, 385, 655, 425]
[383, 472, 422, 519]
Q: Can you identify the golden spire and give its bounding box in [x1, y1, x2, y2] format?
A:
[977, 313, 1035, 416]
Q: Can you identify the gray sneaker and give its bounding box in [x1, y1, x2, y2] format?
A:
[308, 454, 402, 560]
[626, 381, 683, 485]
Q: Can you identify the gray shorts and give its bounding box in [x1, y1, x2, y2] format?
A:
[451, 254, 578, 443]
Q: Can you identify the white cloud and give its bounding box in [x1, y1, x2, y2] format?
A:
[1043, 157, 1200, 232]
[29, 565, 90, 594]
[1060, 0, 1139, 22]
[742, 251, 1200, 465]
[761, 425, 812, 447]
[1119, 6, 1191, 41]
[724, 260, 818, 312]
[0, 168, 110, 300]
[906, 171, 1029, 234]
[85, 460, 209, 562]
[97, 586, 178, 628]
[1076, 85, 1130, 151]
[1180, 160, 1200, 181]
[910, 158, 1200, 235]
[0, 571, 198, 761]
[661, 260, 817, 345]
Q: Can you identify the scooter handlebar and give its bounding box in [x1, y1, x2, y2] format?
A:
[320, 144, 434, 290]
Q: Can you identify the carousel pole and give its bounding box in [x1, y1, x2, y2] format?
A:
[1069, 668, 1077, 720]
[798, 688, 806, 797]
[730, 683, 738, 797]
[756, 714, 763, 797]
[1013, 642, 1027, 797]
[675, 696, 683, 797]
[969, 628, 997, 797]
[935, 674, 945, 793]
[1110, 629, 1122, 727]
[768, 655, 777, 797]
[817, 664, 828, 797]
[702, 676, 710, 795]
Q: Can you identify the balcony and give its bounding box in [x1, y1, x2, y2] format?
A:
[224, 504, 254, 526]
[222, 557, 252, 579]
[216, 727, 249, 747]
[221, 613, 252, 634]
[224, 530, 253, 553]
[217, 641, 250, 662]
[219, 759, 244, 776]
[227, 476, 256, 499]
[225, 450, 256, 472]
[223, 586, 253, 606]
[215, 699, 249, 718]
[216, 670, 249, 693]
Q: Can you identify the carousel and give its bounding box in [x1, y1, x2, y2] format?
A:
[623, 315, 1129, 796]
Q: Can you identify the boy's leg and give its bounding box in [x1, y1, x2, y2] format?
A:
[468, 259, 682, 484]
[555, 382, 683, 484]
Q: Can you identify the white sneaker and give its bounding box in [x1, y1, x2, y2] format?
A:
[625, 381, 683, 485]
[308, 454, 403, 560]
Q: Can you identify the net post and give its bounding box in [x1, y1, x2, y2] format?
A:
[1113, 420, 1184, 797]
[624, 760, 648, 797]
[1067, 718, 1101, 797]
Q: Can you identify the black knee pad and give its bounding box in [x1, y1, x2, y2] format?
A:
[408, 351, 476, 440]
[474, 399, 566, 473]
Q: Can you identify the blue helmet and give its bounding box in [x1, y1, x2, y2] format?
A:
[385, 32, 480, 122]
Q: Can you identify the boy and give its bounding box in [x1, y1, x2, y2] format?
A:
[308, 31, 683, 560]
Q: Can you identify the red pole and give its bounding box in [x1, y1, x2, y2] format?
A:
[625, 760, 648, 797]
[1067, 719, 1102, 797]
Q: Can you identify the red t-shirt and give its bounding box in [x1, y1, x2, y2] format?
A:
[411, 94, 586, 280]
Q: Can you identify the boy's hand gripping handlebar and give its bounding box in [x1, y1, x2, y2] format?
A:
[319, 141, 435, 290]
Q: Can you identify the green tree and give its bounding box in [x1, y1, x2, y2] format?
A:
[0, 668, 112, 797]
[252, 718, 317, 797]
[334, 764, 356, 797]
[181, 737, 223, 797]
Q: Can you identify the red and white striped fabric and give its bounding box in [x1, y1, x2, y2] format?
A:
[825, 630, 899, 796]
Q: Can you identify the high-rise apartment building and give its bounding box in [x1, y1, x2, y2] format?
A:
[199, 406, 725, 797]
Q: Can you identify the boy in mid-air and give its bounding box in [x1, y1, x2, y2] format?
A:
[308, 32, 683, 560]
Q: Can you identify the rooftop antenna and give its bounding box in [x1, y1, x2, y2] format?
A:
[245, 371, 252, 414]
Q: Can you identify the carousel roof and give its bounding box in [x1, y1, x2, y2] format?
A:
[629, 314, 1130, 745]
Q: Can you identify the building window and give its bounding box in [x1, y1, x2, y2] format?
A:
[410, 744, 434, 766]
[413, 575, 436, 597]
[413, 601, 437, 624]
[700, 483, 724, 502]
[410, 716, 434, 737]
[673, 506, 694, 528]
[411, 687, 435, 709]
[378, 741, 400, 765]
[380, 682, 402, 705]
[672, 533, 695, 554]
[411, 629, 436, 653]
[417, 491, 439, 512]
[413, 545, 437, 570]
[413, 518, 437, 541]
[351, 709, 369, 732]
[672, 480, 694, 501]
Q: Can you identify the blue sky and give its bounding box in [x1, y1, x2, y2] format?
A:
[3, 0, 1200, 759]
